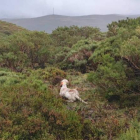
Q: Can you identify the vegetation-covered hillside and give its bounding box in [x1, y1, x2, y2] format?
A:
[0, 18, 140, 140]
[0, 21, 26, 37]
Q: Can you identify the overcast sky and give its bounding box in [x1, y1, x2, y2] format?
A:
[0, 0, 140, 18]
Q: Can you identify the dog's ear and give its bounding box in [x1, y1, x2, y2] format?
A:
[60, 81, 63, 87]
[52, 76, 63, 85]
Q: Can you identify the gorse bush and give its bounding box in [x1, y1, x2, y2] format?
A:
[51, 26, 102, 48]
[0, 31, 52, 71]
[22, 67, 66, 85]
[0, 23, 104, 72]
[107, 17, 140, 37]
[0, 76, 95, 140]
[56, 39, 99, 73]
[0, 20, 25, 36]
[1, 17, 140, 139]
[0, 70, 24, 86]
[117, 120, 140, 140]
[88, 18, 140, 103]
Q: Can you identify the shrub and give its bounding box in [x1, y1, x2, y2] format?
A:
[117, 120, 140, 140]
[51, 26, 102, 48]
[0, 80, 94, 139]
[0, 70, 24, 86]
[56, 40, 98, 73]
[0, 30, 52, 71]
[88, 20, 140, 103]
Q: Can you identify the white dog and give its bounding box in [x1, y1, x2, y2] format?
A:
[59, 79, 87, 104]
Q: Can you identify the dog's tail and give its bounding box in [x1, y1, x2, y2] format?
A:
[76, 95, 88, 104]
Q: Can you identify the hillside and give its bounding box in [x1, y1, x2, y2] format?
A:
[3, 14, 140, 33]
[0, 20, 26, 36]
[1, 17, 140, 139]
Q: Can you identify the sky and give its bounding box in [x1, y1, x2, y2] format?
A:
[0, 0, 140, 18]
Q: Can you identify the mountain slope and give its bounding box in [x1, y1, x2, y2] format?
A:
[0, 20, 26, 36]
[3, 14, 140, 33]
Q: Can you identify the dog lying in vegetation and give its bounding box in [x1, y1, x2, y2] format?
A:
[59, 79, 87, 104]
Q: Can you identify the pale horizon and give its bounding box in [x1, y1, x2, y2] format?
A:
[0, 0, 140, 19]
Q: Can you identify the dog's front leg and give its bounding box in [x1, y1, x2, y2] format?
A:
[67, 100, 74, 102]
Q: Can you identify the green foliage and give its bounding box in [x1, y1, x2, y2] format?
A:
[120, 35, 140, 72]
[51, 26, 103, 48]
[56, 40, 99, 72]
[0, 70, 24, 86]
[22, 67, 66, 87]
[0, 30, 52, 71]
[1, 17, 140, 140]
[117, 120, 140, 140]
[107, 17, 140, 37]
[0, 20, 26, 36]
[88, 59, 128, 98]
[0, 71, 95, 140]
[88, 18, 140, 103]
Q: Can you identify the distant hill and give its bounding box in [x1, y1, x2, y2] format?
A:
[3, 14, 140, 33]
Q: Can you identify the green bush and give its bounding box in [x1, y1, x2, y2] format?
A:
[51, 26, 102, 48]
[56, 40, 98, 73]
[0, 79, 94, 139]
[0, 68, 95, 139]
[0, 70, 24, 86]
[88, 19, 140, 103]
[0, 30, 52, 71]
[117, 120, 140, 140]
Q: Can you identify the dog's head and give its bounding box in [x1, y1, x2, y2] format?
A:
[60, 79, 69, 87]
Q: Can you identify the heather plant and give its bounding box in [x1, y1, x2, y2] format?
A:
[0, 76, 95, 140]
[1, 18, 140, 140]
[0, 20, 26, 36]
[22, 67, 66, 84]
[0, 70, 24, 86]
[117, 120, 140, 140]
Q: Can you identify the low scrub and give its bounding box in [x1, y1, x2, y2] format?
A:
[0, 70, 95, 140]
[117, 120, 140, 140]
